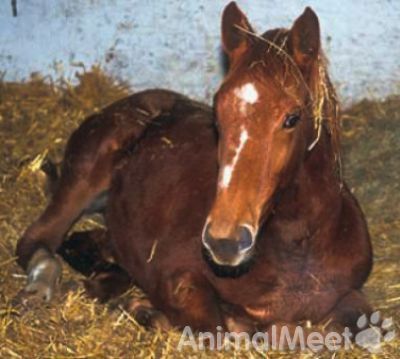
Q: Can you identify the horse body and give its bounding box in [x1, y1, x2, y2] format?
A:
[107, 102, 218, 290]
[15, 2, 373, 336]
[106, 96, 371, 331]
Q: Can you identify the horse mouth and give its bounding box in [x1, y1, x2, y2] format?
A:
[201, 246, 254, 278]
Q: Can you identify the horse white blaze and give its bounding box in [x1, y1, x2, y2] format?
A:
[220, 126, 249, 189]
[234, 82, 259, 114]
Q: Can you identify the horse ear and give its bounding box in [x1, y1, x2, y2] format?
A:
[221, 2, 254, 63]
[289, 7, 320, 73]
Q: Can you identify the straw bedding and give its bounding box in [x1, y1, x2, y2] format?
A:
[0, 68, 398, 358]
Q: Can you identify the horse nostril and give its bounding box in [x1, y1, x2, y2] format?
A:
[202, 222, 214, 249]
[237, 226, 254, 252]
[202, 223, 255, 256]
[202, 224, 238, 257]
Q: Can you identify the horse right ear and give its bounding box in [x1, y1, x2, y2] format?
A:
[221, 2, 254, 64]
[289, 7, 321, 74]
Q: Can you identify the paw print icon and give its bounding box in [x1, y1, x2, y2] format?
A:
[355, 311, 395, 353]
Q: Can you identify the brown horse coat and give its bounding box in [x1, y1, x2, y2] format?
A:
[16, 2, 373, 336]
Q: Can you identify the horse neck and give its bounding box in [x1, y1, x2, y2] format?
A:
[275, 129, 343, 232]
[262, 59, 343, 241]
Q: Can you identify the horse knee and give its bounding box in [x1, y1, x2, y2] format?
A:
[160, 271, 223, 331]
[166, 271, 201, 309]
[322, 290, 372, 333]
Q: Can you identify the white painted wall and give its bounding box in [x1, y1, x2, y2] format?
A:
[0, 0, 399, 104]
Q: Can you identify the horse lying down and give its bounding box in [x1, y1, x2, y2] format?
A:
[16, 1, 373, 342]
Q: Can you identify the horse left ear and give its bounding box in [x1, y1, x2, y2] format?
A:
[289, 7, 320, 73]
[221, 2, 254, 65]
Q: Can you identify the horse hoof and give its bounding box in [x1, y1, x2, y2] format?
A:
[128, 298, 172, 331]
[224, 315, 255, 333]
[16, 248, 62, 307]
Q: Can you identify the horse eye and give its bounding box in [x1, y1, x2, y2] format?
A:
[283, 114, 300, 129]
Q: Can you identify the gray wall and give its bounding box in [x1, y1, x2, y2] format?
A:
[0, 0, 399, 104]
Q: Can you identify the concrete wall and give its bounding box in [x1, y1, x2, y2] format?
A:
[0, 0, 399, 104]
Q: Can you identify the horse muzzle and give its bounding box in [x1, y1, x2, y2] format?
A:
[201, 222, 256, 267]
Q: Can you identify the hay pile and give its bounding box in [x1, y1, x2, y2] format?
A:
[0, 68, 399, 358]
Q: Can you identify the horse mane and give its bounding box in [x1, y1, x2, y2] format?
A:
[236, 25, 342, 177]
[309, 52, 341, 171]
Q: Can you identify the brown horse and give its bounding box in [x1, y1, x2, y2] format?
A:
[16, 2, 373, 336]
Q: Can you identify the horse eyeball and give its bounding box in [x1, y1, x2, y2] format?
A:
[283, 114, 301, 129]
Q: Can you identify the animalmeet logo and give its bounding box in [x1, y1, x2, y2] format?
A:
[177, 311, 395, 353]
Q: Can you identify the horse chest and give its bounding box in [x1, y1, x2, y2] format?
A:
[211, 256, 335, 324]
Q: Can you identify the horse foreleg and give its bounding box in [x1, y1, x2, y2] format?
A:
[154, 271, 225, 333]
[128, 298, 172, 331]
[319, 290, 372, 335]
[126, 271, 225, 336]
